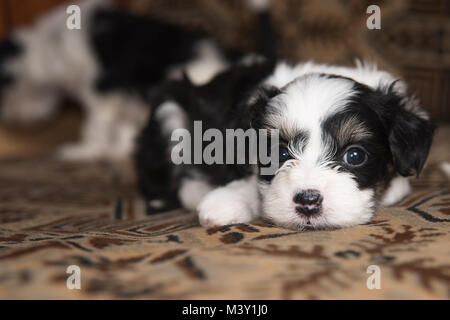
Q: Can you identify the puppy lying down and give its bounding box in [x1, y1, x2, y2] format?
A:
[136, 59, 434, 230]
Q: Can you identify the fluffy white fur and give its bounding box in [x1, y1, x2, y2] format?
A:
[265, 61, 406, 94]
[197, 175, 260, 227]
[381, 176, 411, 207]
[3, 0, 105, 125]
[167, 40, 229, 86]
[59, 91, 148, 160]
[266, 73, 357, 144]
[179, 177, 214, 211]
[261, 160, 375, 229]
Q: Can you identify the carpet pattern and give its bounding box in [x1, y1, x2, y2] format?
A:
[0, 128, 449, 299]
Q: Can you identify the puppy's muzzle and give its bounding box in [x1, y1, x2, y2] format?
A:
[293, 189, 323, 216]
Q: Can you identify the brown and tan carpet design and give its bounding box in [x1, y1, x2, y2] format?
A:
[0, 127, 449, 300]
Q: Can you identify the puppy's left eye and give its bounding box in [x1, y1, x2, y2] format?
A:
[343, 146, 367, 167]
[279, 147, 291, 162]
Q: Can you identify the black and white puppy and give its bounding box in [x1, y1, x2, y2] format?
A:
[0, 0, 270, 160]
[136, 59, 434, 230]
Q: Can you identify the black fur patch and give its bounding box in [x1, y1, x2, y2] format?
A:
[0, 36, 23, 88]
[89, 6, 276, 99]
[135, 109, 181, 212]
[321, 85, 393, 189]
[135, 60, 275, 208]
[323, 77, 434, 188]
[89, 8, 205, 96]
[387, 104, 435, 177]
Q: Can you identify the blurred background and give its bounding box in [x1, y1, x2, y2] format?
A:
[0, 0, 448, 158]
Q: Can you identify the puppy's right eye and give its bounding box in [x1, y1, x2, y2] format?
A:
[279, 147, 291, 162]
[343, 146, 367, 167]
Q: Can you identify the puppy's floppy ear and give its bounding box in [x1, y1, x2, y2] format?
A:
[245, 85, 281, 129]
[387, 96, 435, 178]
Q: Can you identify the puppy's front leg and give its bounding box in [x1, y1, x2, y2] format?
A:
[58, 104, 114, 160]
[197, 175, 261, 227]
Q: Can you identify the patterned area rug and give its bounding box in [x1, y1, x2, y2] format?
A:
[0, 127, 449, 299]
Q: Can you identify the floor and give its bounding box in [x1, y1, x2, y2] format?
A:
[0, 126, 449, 299]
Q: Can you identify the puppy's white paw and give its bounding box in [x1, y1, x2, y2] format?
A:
[197, 190, 255, 227]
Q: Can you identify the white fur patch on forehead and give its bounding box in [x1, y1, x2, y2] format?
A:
[265, 74, 357, 141]
[265, 61, 405, 94]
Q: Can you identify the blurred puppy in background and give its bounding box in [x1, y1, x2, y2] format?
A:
[0, 0, 271, 160]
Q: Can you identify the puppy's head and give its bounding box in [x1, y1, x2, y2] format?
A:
[0, 35, 59, 125]
[249, 73, 434, 230]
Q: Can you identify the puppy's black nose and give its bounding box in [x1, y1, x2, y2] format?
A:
[293, 189, 323, 216]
